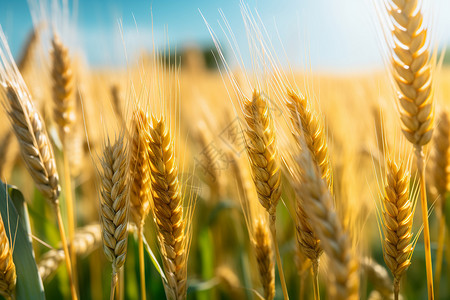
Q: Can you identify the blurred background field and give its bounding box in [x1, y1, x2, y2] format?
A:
[1, 0, 450, 299]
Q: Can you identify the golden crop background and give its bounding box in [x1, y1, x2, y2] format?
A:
[0, 1, 450, 300]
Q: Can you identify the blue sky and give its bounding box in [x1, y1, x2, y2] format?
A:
[0, 0, 449, 72]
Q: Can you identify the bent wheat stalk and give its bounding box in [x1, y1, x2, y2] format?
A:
[99, 138, 130, 300]
[0, 30, 77, 300]
[380, 1, 436, 297]
[242, 90, 287, 299]
[39, 224, 102, 281]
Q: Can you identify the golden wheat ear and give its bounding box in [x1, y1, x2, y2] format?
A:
[129, 109, 152, 227]
[286, 89, 332, 190]
[293, 143, 359, 300]
[147, 115, 189, 300]
[241, 90, 289, 298]
[253, 219, 275, 300]
[0, 209, 16, 299]
[51, 34, 75, 141]
[99, 137, 130, 299]
[381, 158, 413, 299]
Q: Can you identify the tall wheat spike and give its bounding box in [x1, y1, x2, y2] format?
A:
[286, 90, 332, 190]
[0, 30, 77, 300]
[381, 158, 413, 300]
[294, 144, 359, 300]
[241, 90, 288, 299]
[147, 116, 188, 300]
[129, 109, 152, 300]
[99, 138, 130, 300]
[380, 1, 436, 297]
[430, 111, 450, 298]
[0, 209, 16, 299]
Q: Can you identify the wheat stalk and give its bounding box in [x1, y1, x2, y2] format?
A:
[287, 90, 332, 190]
[381, 1, 436, 297]
[38, 224, 102, 281]
[147, 116, 188, 300]
[99, 137, 130, 300]
[129, 109, 152, 300]
[293, 146, 359, 300]
[0, 209, 16, 300]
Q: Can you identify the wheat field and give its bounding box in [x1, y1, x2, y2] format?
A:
[0, 0, 449, 299]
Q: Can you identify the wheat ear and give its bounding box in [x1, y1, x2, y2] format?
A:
[381, 158, 413, 300]
[129, 109, 152, 300]
[39, 224, 102, 281]
[382, 1, 435, 297]
[0, 34, 77, 300]
[147, 116, 187, 300]
[294, 148, 359, 300]
[287, 90, 332, 190]
[17, 26, 41, 74]
[254, 219, 275, 300]
[242, 90, 288, 299]
[0, 208, 16, 300]
[99, 138, 130, 300]
[51, 34, 75, 139]
[430, 111, 450, 298]
[296, 195, 322, 300]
